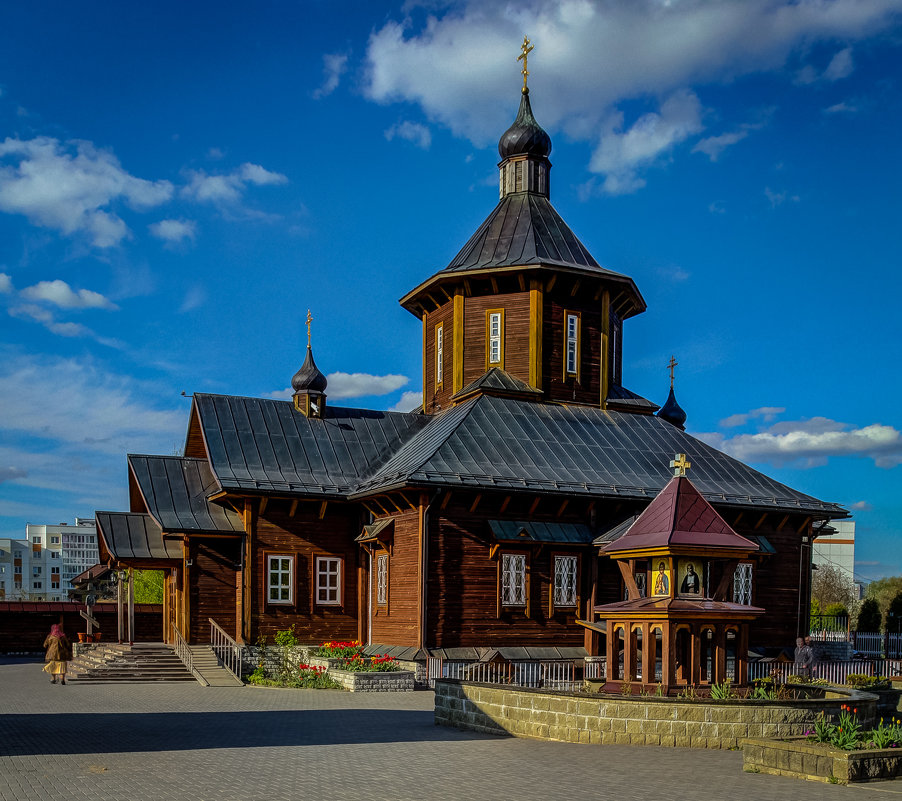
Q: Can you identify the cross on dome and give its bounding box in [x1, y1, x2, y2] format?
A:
[667, 355, 678, 389]
[670, 453, 691, 477]
[517, 36, 534, 94]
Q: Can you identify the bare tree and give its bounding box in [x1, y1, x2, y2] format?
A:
[811, 565, 856, 612]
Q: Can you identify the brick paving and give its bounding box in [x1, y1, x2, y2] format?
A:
[1, 656, 899, 801]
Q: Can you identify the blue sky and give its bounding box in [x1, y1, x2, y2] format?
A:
[0, 1, 900, 580]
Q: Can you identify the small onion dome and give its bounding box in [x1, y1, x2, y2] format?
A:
[657, 387, 687, 429]
[291, 346, 327, 393]
[498, 90, 552, 161]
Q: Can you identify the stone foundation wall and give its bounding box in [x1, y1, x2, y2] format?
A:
[434, 680, 878, 750]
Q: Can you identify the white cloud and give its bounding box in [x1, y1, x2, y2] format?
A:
[720, 406, 786, 427]
[182, 162, 287, 205]
[8, 304, 121, 347]
[588, 89, 703, 194]
[692, 130, 749, 162]
[824, 47, 854, 81]
[389, 390, 423, 413]
[385, 121, 432, 149]
[179, 285, 206, 313]
[269, 372, 410, 401]
[765, 187, 800, 208]
[20, 279, 117, 310]
[708, 200, 726, 214]
[824, 101, 858, 114]
[364, 0, 899, 153]
[0, 272, 12, 293]
[0, 136, 172, 247]
[710, 417, 902, 468]
[313, 52, 350, 99]
[0, 466, 27, 484]
[0, 350, 184, 454]
[149, 218, 197, 244]
[850, 500, 873, 511]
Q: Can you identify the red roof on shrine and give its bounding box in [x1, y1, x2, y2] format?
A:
[601, 475, 759, 554]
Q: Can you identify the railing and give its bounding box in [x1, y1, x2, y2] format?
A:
[584, 656, 606, 680]
[209, 618, 243, 680]
[853, 631, 884, 657]
[809, 614, 850, 634]
[748, 658, 902, 684]
[172, 624, 198, 680]
[427, 658, 581, 691]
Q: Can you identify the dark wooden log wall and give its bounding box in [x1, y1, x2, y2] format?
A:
[0, 603, 164, 651]
[183, 405, 207, 459]
[543, 296, 603, 406]
[369, 509, 420, 646]
[427, 512, 588, 648]
[251, 504, 360, 644]
[189, 538, 240, 642]
[424, 302, 454, 412]
[463, 292, 530, 388]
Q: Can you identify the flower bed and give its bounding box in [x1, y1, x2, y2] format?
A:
[743, 737, 902, 784]
[247, 662, 342, 690]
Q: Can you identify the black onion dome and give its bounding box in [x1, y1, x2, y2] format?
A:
[291, 347, 328, 393]
[657, 387, 687, 429]
[498, 90, 551, 160]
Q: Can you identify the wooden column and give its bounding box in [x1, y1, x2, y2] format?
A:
[241, 500, 254, 644]
[417, 492, 427, 650]
[600, 290, 610, 409]
[689, 624, 701, 686]
[715, 626, 727, 684]
[605, 622, 616, 683]
[453, 291, 464, 394]
[623, 624, 635, 683]
[127, 567, 135, 645]
[640, 622, 651, 688]
[661, 624, 673, 692]
[528, 279, 543, 389]
[737, 626, 749, 686]
[182, 539, 191, 644]
[116, 569, 124, 643]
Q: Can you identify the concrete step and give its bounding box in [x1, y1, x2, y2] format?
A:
[68, 643, 197, 684]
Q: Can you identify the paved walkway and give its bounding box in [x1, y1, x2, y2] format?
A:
[1, 657, 898, 801]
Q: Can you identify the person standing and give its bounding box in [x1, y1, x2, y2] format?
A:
[43, 623, 73, 685]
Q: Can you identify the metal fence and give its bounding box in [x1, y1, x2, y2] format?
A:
[850, 631, 902, 659]
[427, 657, 581, 691]
[748, 658, 902, 684]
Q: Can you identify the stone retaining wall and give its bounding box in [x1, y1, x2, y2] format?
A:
[434, 680, 878, 750]
[743, 737, 902, 783]
[328, 669, 415, 693]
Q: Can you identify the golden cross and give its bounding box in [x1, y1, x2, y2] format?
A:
[670, 453, 691, 477]
[306, 309, 313, 348]
[667, 355, 678, 389]
[517, 35, 534, 93]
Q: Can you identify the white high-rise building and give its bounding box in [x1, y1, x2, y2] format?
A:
[813, 519, 861, 599]
[0, 518, 99, 602]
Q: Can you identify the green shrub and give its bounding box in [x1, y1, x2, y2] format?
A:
[846, 673, 889, 690]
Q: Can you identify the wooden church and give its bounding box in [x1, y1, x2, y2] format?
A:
[95, 42, 846, 689]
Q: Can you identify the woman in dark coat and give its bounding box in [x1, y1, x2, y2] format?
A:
[43, 623, 73, 685]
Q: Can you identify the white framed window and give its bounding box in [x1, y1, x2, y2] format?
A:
[565, 312, 579, 375]
[501, 553, 527, 606]
[267, 554, 294, 605]
[33, 581, 42, 589]
[33, 566, 41, 576]
[553, 555, 578, 607]
[376, 554, 388, 606]
[733, 563, 753, 605]
[435, 324, 444, 386]
[487, 310, 504, 366]
[50, 536, 59, 544]
[32, 536, 41, 544]
[316, 556, 342, 606]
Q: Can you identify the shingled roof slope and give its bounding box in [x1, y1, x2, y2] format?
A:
[128, 455, 243, 533]
[601, 476, 759, 554]
[193, 394, 429, 496]
[353, 394, 845, 516]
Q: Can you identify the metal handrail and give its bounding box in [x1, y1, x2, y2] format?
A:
[209, 618, 243, 680]
[172, 624, 207, 685]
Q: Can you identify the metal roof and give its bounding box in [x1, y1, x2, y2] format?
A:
[442, 192, 616, 276]
[95, 512, 182, 561]
[193, 393, 429, 496]
[488, 520, 594, 544]
[353, 393, 845, 516]
[129, 454, 243, 533]
[606, 383, 659, 412]
[451, 367, 544, 402]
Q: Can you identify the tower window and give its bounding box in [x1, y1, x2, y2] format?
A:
[565, 311, 580, 376]
[435, 323, 443, 387]
[486, 310, 504, 367]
